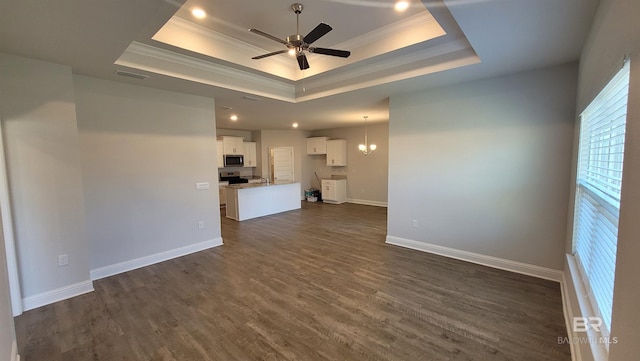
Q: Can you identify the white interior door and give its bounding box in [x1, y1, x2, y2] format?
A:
[271, 147, 294, 183]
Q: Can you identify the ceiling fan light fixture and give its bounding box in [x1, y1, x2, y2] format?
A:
[288, 48, 296, 56]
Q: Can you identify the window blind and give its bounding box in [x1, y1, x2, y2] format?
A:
[573, 59, 630, 336]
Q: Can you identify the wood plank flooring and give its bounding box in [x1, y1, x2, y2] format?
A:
[15, 202, 570, 360]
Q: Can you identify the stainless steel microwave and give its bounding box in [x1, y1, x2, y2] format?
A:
[224, 154, 244, 167]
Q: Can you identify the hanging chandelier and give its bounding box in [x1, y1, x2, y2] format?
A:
[358, 115, 376, 155]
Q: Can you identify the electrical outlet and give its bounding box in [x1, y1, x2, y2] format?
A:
[411, 220, 418, 228]
[198, 221, 205, 229]
[58, 254, 69, 267]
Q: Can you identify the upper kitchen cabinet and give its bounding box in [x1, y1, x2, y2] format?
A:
[216, 140, 224, 168]
[326, 139, 347, 166]
[220, 136, 244, 155]
[306, 137, 328, 155]
[243, 142, 257, 167]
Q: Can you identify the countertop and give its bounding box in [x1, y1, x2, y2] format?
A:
[225, 181, 299, 190]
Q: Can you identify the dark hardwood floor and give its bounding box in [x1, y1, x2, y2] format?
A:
[15, 202, 570, 360]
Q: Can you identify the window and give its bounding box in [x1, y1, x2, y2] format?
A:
[573, 59, 630, 337]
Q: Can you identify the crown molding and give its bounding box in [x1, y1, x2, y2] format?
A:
[305, 38, 472, 91]
[335, 11, 443, 50]
[153, 17, 298, 80]
[153, 9, 446, 82]
[115, 35, 478, 103]
[166, 17, 295, 70]
[115, 42, 296, 102]
[296, 50, 480, 102]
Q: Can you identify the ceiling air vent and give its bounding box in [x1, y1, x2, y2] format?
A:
[114, 70, 149, 80]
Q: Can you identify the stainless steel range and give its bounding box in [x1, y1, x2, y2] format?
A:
[219, 171, 249, 184]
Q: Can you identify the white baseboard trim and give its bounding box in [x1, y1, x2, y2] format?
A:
[385, 235, 563, 282]
[90, 237, 224, 281]
[11, 340, 19, 361]
[22, 280, 94, 311]
[347, 198, 388, 207]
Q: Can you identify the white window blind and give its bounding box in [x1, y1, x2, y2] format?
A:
[573, 59, 630, 336]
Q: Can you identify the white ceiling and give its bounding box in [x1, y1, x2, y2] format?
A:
[153, 0, 445, 81]
[174, 0, 429, 51]
[0, 0, 599, 131]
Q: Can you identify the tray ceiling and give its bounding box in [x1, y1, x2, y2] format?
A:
[116, 0, 479, 102]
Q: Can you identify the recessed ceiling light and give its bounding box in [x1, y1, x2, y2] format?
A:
[394, 1, 409, 12]
[230, 115, 238, 121]
[292, 122, 299, 128]
[191, 8, 206, 19]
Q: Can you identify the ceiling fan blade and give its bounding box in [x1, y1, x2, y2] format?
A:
[303, 23, 332, 45]
[252, 50, 289, 60]
[249, 28, 288, 45]
[297, 54, 310, 70]
[309, 47, 351, 58]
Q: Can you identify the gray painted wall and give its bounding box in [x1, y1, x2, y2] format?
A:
[388, 63, 578, 270]
[568, 0, 640, 359]
[74, 75, 221, 272]
[0, 53, 91, 299]
[310, 123, 389, 205]
[257, 129, 313, 197]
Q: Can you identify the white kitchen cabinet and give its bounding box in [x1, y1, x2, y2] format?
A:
[220, 136, 244, 155]
[322, 179, 347, 204]
[219, 181, 228, 206]
[326, 139, 347, 166]
[243, 142, 257, 167]
[306, 137, 328, 154]
[216, 140, 224, 168]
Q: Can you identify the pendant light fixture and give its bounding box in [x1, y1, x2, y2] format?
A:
[358, 115, 376, 155]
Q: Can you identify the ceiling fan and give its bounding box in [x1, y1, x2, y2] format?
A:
[249, 3, 351, 71]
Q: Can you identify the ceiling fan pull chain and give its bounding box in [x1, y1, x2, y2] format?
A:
[302, 69, 306, 92]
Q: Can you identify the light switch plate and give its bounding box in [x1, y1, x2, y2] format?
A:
[196, 182, 210, 190]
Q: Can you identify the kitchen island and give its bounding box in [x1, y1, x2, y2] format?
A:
[225, 182, 301, 221]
